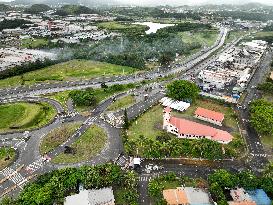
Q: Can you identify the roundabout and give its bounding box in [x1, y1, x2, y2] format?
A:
[0, 102, 57, 133]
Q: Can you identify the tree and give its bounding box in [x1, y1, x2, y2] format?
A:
[237, 171, 259, 190]
[158, 52, 175, 65]
[123, 108, 130, 129]
[208, 169, 238, 188]
[69, 88, 97, 107]
[101, 82, 108, 89]
[166, 80, 200, 102]
[250, 99, 273, 135]
[24, 4, 51, 14]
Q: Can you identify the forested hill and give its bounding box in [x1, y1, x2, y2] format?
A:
[24, 4, 51, 14]
[0, 4, 10, 12]
[54, 5, 98, 16]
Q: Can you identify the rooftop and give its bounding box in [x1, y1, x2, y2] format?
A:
[195, 107, 225, 122]
[169, 117, 233, 142]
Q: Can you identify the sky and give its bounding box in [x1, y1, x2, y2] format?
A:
[121, 0, 273, 6]
[1, 0, 273, 5]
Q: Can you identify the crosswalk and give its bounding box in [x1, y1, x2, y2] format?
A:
[25, 157, 45, 174]
[115, 155, 128, 167]
[250, 153, 268, 157]
[106, 113, 124, 127]
[83, 116, 97, 125]
[0, 167, 27, 189]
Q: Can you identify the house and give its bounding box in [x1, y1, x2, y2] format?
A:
[228, 188, 271, 205]
[195, 107, 225, 126]
[270, 71, 273, 80]
[163, 107, 233, 144]
[64, 187, 115, 205]
[163, 187, 212, 205]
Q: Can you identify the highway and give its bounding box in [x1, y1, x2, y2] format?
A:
[0, 26, 270, 201]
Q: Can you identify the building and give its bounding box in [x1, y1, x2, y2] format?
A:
[163, 187, 212, 205]
[64, 187, 115, 205]
[163, 107, 233, 144]
[195, 107, 225, 126]
[270, 71, 273, 80]
[228, 188, 271, 205]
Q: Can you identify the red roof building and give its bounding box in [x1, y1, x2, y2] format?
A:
[195, 107, 225, 126]
[163, 108, 233, 144]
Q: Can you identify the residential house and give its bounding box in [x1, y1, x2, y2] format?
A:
[163, 187, 212, 205]
[64, 187, 115, 205]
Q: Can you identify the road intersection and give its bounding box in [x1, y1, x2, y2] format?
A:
[0, 27, 270, 202]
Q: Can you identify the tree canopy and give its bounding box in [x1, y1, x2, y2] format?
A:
[54, 5, 97, 16]
[250, 99, 273, 135]
[166, 80, 200, 102]
[0, 4, 10, 12]
[0, 19, 32, 31]
[24, 4, 51, 14]
[69, 88, 97, 107]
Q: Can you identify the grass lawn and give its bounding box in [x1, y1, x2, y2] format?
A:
[21, 38, 49, 49]
[46, 84, 137, 114]
[97, 21, 148, 33]
[0, 147, 16, 170]
[107, 95, 135, 111]
[0, 102, 57, 133]
[45, 91, 71, 111]
[178, 29, 219, 48]
[40, 122, 82, 154]
[128, 98, 238, 142]
[226, 30, 246, 44]
[128, 104, 163, 141]
[52, 125, 107, 164]
[0, 60, 136, 88]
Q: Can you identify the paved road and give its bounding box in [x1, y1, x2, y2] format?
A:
[0, 26, 270, 200]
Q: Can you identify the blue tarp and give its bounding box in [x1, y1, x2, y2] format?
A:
[247, 189, 271, 205]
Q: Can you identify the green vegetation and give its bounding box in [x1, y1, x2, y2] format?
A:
[124, 98, 243, 159]
[158, 22, 211, 34]
[21, 38, 49, 49]
[0, 19, 32, 31]
[107, 95, 135, 111]
[1, 164, 139, 205]
[73, 22, 208, 69]
[252, 31, 273, 44]
[208, 169, 273, 204]
[250, 99, 273, 135]
[0, 147, 16, 170]
[0, 102, 56, 133]
[148, 173, 207, 204]
[0, 4, 10, 12]
[69, 88, 97, 107]
[166, 80, 200, 102]
[54, 5, 97, 16]
[178, 29, 218, 48]
[45, 91, 70, 110]
[97, 21, 149, 35]
[24, 4, 51, 14]
[0, 60, 136, 88]
[40, 122, 82, 154]
[45, 84, 136, 114]
[226, 30, 246, 44]
[52, 125, 107, 164]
